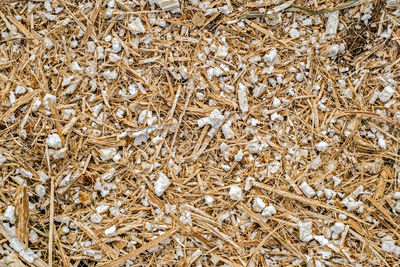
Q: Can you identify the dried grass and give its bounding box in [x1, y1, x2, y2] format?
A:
[0, 0, 400, 266]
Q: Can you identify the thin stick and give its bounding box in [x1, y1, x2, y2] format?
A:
[46, 146, 54, 267]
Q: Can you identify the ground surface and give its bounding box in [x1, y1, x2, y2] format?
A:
[1, 0, 400, 266]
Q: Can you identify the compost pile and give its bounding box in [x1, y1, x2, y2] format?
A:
[1, 0, 400, 266]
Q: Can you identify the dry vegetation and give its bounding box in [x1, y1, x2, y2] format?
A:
[0, 0, 400, 266]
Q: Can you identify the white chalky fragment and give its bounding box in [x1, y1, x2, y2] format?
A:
[253, 197, 266, 212]
[53, 148, 67, 159]
[197, 109, 224, 129]
[15, 85, 26, 94]
[102, 168, 116, 181]
[221, 164, 230, 171]
[103, 70, 118, 80]
[99, 147, 118, 161]
[46, 133, 62, 149]
[299, 222, 313, 242]
[154, 172, 171, 196]
[96, 204, 109, 214]
[157, 0, 180, 11]
[43, 37, 54, 49]
[379, 86, 395, 102]
[32, 97, 42, 111]
[264, 48, 279, 65]
[327, 44, 340, 58]
[20, 168, 33, 179]
[393, 192, 400, 200]
[229, 184, 243, 200]
[104, 225, 116, 237]
[71, 61, 83, 72]
[128, 18, 146, 34]
[90, 213, 103, 223]
[326, 11, 339, 35]
[4, 206, 16, 223]
[138, 110, 157, 126]
[204, 195, 214, 206]
[316, 141, 328, 152]
[234, 149, 243, 162]
[221, 122, 235, 139]
[83, 249, 102, 260]
[289, 28, 300, 38]
[262, 204, 276, 217]
[111, 37, 121, 53]
[237, 83, 249, 113]
[299, 181, 316, 198]
[272, 97, 281, 108]
[244, 176, 255, 191]
[43, 93, 56, 109]
[29, 230, 39, 243]
[216, 46, 228, 58]
[0, 152, 6, 165]
[381, 236, 400, 255]
[330, 222, 345, 239]
[9, 236, 38, 263]
[35, 184, 46, 197]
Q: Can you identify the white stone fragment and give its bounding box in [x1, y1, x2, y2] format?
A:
[96, 204, 109, 214]
[381, 235, 400, 255]
[221, 122, 235, 139]
[299, 222, 313, 242]
[111, 37, 121, 53]
[330, 222, 345, 239]
[32, 97, 42, 111]
[315, 141, 328, 152]
[237, 83, 249, 113]
[299, 181, 316, 198]
[261, 204, 276, 217]
[71, 61, 83, 72]
[327, 44, 340, 58]
[272, 97, 281, 108]
[326, 11, 339, 35]
[0, 152, 6, 165]
[221, 164, 230, 171]
[20, 168, 33, 179]
[197, 109, 224, 129]
[29, 230, 39, 243]
[289, 28, 300, 38]
[46, 133, 62, 149]
[83, 249, 102, 260]
[4, 206, 16, 223]
[157, 0, 180, 11]
[35, 184, 46, 197]
[244, 176, 255, 191]
[103, 70, 118, 80]
[102, 168, 116, 181]
[15, 85, 26, 94]
[99, 147, 118, 161]
[393, 192, 400, 200]
[43, 37, 54, 49]
[43, 93, 56, 109]
[53, 148, 67, 159]
[154, 172, 171, 196]
[204, 195, 214, 206]
[104, 225, 116, 237]
[229, 184, 243, 201]
[379, 86, 395, 102]
[253, 197, 266, 212]
[128, 18, 146, 34]
[234, 149, 243, 162]
[90, 213, 103, 223]
[216, 46, 229, 58]
[138, 110, 157, 126]
[264, 48, 280, 65]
